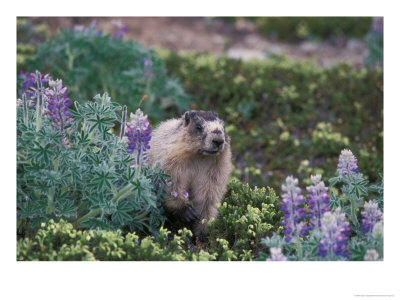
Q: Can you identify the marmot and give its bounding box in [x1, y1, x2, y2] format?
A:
[148, 110, 232, 238]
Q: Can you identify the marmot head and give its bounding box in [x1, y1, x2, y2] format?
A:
[182, 110, 229, 156]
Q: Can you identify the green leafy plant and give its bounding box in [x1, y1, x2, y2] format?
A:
[17, 72, 167, 237]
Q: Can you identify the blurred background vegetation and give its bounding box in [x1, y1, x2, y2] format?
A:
[17, 16, 383, 193]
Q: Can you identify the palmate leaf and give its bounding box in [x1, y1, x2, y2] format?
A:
[122, 167, 136, 183]
[328, 176, 341, 187]
[17, 199, 37, 219]
[349, 239, 367, 261]
[76, 129, 90, 144]
[130, 178, 145, 198]
[89, 170, 116, 192]
[31, 142, 55, 166]
[112, 200, 133, 225]
[55, 199, 76, 218]
[329, 190, 344, 209]
[350, 179, 369, 199]
[88, 193, 115, 214]
[88, 114, 115, 134]
[81, 217, 117, 231]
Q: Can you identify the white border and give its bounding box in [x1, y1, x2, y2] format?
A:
[2, 1, 399, 299]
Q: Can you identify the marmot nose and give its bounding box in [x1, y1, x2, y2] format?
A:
[212, 139, 224, 148]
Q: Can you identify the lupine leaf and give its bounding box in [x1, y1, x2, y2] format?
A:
[112, 200, 133, 225]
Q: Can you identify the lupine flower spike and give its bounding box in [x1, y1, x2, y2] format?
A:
[281, 176, 307, 243]
[337, 149, 358, 176]
[126, 108, 151, 166]
[45, 79, 73, 133]
[318, 208, 350, 258]
[306, 174, 330, 231]
[361, 201, 383, 235]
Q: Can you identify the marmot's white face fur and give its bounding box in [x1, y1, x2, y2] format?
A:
[183, 110, 228, 156]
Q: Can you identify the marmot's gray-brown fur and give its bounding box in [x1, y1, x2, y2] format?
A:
[148, 110, 232, 238]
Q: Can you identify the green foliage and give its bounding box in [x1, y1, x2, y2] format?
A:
[17, 89, 166, 237]
[17, 18, 50, 70]
[206, 178, 282, 260]
[17, 179, 282, 261]
[23, 22, 189, 121]
[17, 220, 216, 261]
[311, 122, 349, 156]
[162, 51, 383, 190]
[253, 17, 372, 42]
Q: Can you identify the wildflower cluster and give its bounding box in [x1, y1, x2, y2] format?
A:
[318, 208, 350, 258]
[261, 148, 383, 261]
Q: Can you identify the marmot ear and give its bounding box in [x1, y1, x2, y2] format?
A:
[183, 111, 191, 126]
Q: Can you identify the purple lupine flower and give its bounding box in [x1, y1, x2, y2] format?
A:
[306, 174, 330, 231]
[337, 149, 358, 176]
[281, 176, 307, 243]
[171, 191, 178, 198]
[125, 108, 151, 155]
[18, 72, 52, 106]
[182, 190, 189, 199]
[143, 57, 153, 78]
[267, 247, 287, 261]
[361, 201, 383, 235]
[44, 79, 73, 132]
[318, 208, 350, 258]
[111, 20, 129, 39]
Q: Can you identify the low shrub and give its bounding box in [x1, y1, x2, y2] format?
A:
[162, 51, 383, 190]
[253, 17, 372, 42]
[207, 178, 282, 260]
[17, 219, 216, 261]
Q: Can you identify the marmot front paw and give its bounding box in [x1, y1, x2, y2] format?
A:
[180, 205, 200, 224]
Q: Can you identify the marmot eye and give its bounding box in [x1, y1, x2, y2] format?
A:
[196, 124, 203, 131]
